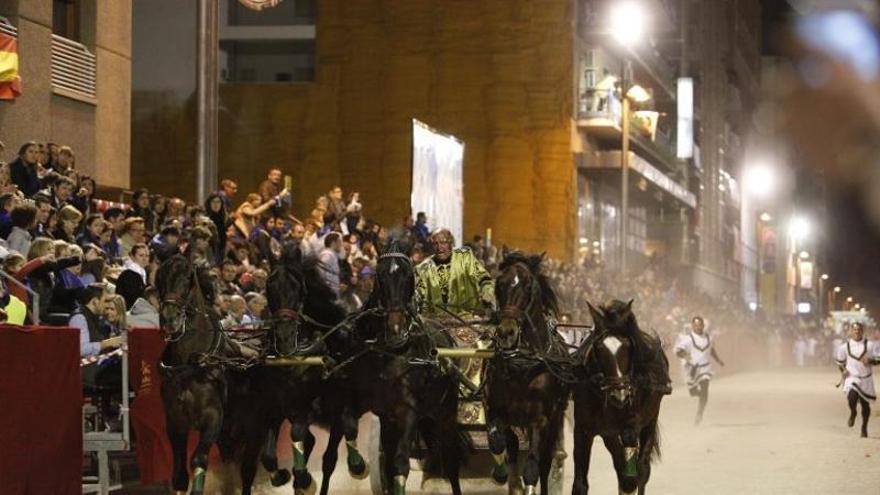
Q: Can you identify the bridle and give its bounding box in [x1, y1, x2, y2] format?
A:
[269, 265, 311, 357]
[497, 263, 543, 352]
[372, 252, 419, 348]
[581, 328, 636, 408]
[161, 263, 206, 343]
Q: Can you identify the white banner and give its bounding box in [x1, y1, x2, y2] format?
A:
[411, 119, 465, 245]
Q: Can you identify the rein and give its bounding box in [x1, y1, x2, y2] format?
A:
[494, 263, 577, 384]
[161, 260, 257, 371]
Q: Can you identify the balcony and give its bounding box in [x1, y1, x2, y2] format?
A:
[577, 88, 679, 174]
[578, 19, 677, 100]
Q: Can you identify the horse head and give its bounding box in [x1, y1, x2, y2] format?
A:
[266, 244, 310, 356]
[495, 251, 556, 351]
[372, 242, 416, 346]
[585, 299, 637, 408]
[156, 254, 198, 341]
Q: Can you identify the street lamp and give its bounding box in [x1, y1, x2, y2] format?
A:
[833, 285, 841, 310]
[788, 216, 811, 244]
[743, 164, 777, 199]
[744, 163, 778, 314]
[610, 2, 647, 46]
[609, 1, 648, 275]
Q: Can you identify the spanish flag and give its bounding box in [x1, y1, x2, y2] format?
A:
[0, 31, 22, 100]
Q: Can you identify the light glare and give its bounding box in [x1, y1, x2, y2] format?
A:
[610, 2, 647, 46]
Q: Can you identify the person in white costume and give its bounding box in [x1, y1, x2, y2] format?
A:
[834, 322, 880, 438]
[674, 316, 725, 425]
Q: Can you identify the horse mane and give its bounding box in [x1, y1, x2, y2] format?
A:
[499, 251, 559, 317]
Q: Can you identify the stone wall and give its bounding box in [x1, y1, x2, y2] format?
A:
[216, 0, 577, 258]
[0, 0, 131, 187]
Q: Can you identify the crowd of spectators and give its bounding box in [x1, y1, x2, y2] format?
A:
[0, 138, 838, 372]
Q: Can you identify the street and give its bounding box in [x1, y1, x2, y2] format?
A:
[235, 367, 880, 494]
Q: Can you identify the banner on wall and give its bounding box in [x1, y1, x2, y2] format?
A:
[411, 119, 464, 245]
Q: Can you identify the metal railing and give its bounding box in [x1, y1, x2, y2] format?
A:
[82, 330, 130, 495]
[578, 88, 622, 122]
[0, 16, 17, 38]
[0, 268, 40, 325]
[50, 34, 97, 103]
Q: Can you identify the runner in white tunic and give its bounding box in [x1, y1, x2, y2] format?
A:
[674, 316, 725, 425]
[834, 322, 880, 438]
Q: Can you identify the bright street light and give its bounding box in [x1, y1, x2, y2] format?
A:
[847, 296, 853, 302]
[834, 286, 841, 293]
[759, 212, 773, 222]
[821, 273, 829, 280]
[799, 250, 810, 259]
[743, 163, 777, 198]
[610, 2, 647, 46]
[788, 216, 811, 242]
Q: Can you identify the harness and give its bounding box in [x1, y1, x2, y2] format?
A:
[577, 325, 672, 407]
[160, 261, 256, 371]
[492, 262, 577, 385]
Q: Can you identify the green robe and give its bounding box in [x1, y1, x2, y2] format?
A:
[415, 247, 495, 316]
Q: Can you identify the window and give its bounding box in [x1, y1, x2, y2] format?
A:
[52, 0, 80, 41]
[220, 40, 315, 82]
[228, 0, 316, 26]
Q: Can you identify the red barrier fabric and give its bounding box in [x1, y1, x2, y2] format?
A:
[128, 328, 221, 484]
[0, 326, 82, 495]
[128, 327, 172, 484]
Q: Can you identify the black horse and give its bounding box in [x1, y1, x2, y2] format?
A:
[572, 300, 671, 495]
[230, 244, 368, 495]
[486, 251, 570, 494]
[349, 242, 466, 495]
[157, 254, 248, 495]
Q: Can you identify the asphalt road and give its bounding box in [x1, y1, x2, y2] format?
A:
[212, 367, 880, 494]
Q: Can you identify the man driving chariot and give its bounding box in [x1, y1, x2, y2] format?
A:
[415, 229, 496, 321]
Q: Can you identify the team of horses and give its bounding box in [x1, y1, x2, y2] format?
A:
[155, 243, 672, 495]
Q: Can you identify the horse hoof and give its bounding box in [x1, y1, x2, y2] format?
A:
[848, 415, 856, 428]
[861, 428, 868, 438]
[491, 466, 509, 486]
[294, 477, 317, 495]
[271, 469, 291, 487]
[348, 460, 369, 480]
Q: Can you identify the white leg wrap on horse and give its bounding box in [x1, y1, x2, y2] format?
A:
[492, 451, 506, 465]
[523, 484, 537, 495]
[346, 439, 358, 450]
[292, 441, 307, 470]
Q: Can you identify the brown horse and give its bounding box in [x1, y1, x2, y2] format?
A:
[571, 300, 671, 495]
[486, 251, 571, 494]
